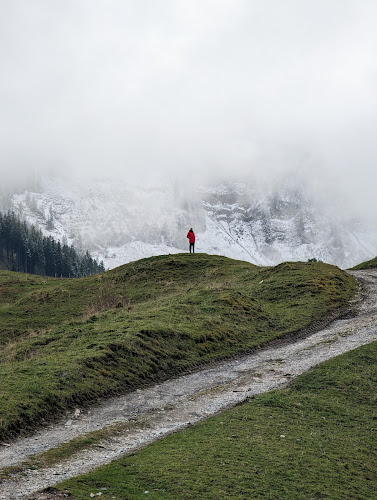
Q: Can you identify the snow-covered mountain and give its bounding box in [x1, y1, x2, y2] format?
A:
[4, 175, 377, 269]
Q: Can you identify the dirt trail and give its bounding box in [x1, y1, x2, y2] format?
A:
[1, 269, 377, 499]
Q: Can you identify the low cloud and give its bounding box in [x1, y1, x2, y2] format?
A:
[1, 1, 377, 221]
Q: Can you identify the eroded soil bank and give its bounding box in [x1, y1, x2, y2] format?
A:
[1, 269, 376, 500]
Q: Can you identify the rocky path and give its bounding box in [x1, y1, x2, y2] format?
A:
[1, 270, 377, 499]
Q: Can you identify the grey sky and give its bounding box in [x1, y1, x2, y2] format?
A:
[1, 1, 377, 217]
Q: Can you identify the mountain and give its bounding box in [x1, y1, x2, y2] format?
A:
[3, 175, 377, 269]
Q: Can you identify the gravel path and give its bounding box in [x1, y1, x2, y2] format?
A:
[1, 269, 377, 499]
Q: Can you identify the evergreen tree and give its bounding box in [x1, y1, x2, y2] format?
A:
[0, 210, 104, 277]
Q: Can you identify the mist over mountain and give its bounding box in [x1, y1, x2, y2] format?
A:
[1, 2, 377, 266]
[2, 174, 376, 270]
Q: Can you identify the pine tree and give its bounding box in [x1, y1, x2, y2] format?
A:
[0, 210, 104, 277]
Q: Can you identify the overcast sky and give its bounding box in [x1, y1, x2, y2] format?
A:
[1, 0, 377, 217]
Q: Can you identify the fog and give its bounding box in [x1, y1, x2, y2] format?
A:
[1, 1, 377, 220]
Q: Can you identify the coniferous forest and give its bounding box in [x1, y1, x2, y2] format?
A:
[0, 211, 105, 277]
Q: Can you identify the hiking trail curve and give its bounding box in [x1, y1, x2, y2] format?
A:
[0, 269, 377, 499]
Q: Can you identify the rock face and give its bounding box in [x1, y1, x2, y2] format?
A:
[5, 175, 377, 269]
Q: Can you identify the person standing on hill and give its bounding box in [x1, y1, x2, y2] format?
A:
[187, 228, 195, 253]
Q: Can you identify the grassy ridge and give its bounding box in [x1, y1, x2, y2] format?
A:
[351, 256, 377, 270]
[0, 254, 356, 441]
[59, 341, 377, 500]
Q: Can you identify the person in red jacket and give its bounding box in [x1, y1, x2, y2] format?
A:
[187, 228, 195, 253]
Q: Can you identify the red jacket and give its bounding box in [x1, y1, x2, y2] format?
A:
[187, 230, 195, 243]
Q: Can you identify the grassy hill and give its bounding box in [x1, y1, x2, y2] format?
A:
[351, 256, 377, 270]
[58, 340, 377, 500]
[0, 254, 356, 441]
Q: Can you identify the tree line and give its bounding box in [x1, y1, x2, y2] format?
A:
[0, 211, 105, 277]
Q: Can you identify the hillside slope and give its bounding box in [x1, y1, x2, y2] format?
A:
[0, 254, 356, 441]
[351, 256, 377, 270]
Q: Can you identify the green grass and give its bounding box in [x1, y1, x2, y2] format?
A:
[0, 254, 356, 441]
[351, 256, 377, 270]
[58, 341, 377, 500]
